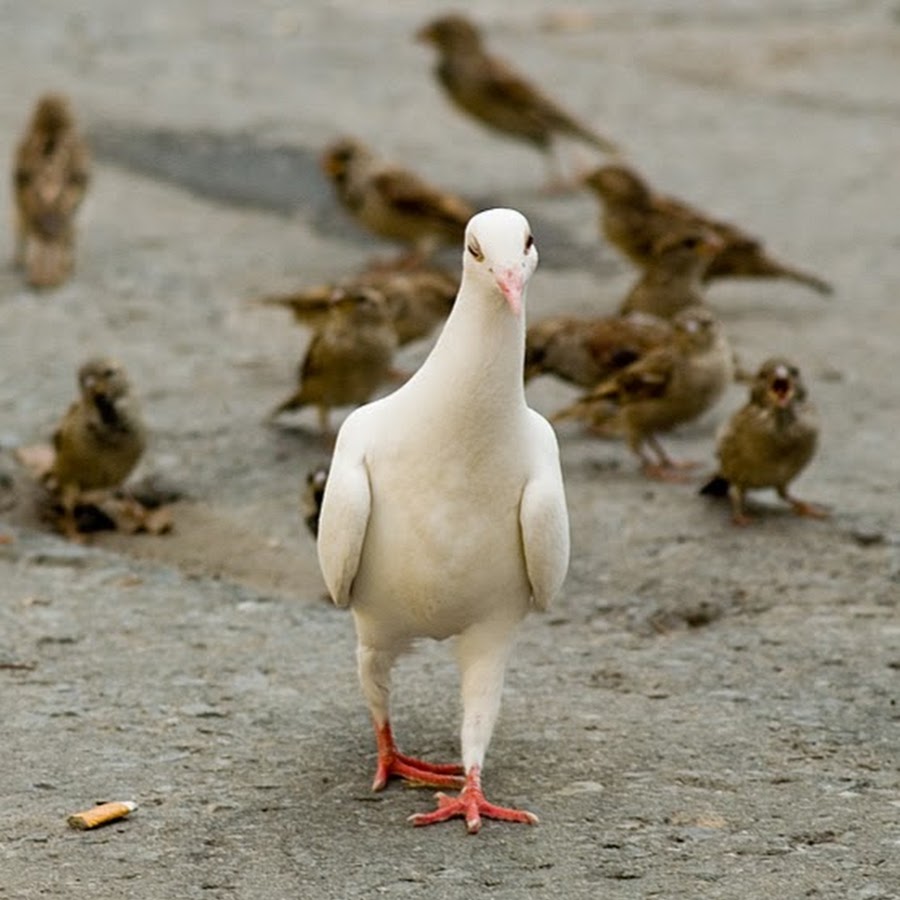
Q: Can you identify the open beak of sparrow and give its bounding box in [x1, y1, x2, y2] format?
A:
[769, 368, 795, 408]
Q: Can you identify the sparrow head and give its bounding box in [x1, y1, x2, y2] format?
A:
[650, 227, 724, 274]
[671, 306, 720, 352]
[321, 137, 372, 186]
[31, 93, 74, 136]
[752, 357, 806, 410]
[463, 208, 538, 316]
[583, 164, 652, 206]
[331, 285, 390, 326]
[78, 357, 131, 402]
[416, 14, 483, 52]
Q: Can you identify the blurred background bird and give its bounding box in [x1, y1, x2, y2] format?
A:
[619, 227, 722, 319]
[12, 92, 91, 289]
[321, 137, 474, 266]
[269, 285, 398, 436]
[701, 357, 826, 525]
[255, 264, 459, 348]
[525, 310, 671, 388]
[583, 164, 833, 295]
[553, 307, 733, 479]
[417, 13, 620, 189]
[302, 464, 329, 538]
[47, 357, 146, 537]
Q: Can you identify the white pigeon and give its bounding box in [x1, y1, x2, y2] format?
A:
[317, 207, 570, 834]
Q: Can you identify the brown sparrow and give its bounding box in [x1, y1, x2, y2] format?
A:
[701, 357, 826, 525]
[583, 164, 833, 295]
[257, 264, 459, 347]
[13, 93, 91, 289]
[525, 311, 671, 388]
[48, 358, 147, 535]
[619, 228, 722, 319]
[553, 307, 733, 479]
[321, 137, 474, 264]
[417, 14, 620, 187]
[270, 286, 399, 434]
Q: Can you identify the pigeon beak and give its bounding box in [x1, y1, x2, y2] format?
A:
[494, 268, 524, 316]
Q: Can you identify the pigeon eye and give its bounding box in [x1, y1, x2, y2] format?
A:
[525, 234, 534, 252]
[467, 242, 484, 262]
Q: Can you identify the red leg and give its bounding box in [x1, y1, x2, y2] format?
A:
[408, 766, 538, 834]
[372, 722, 464, 791]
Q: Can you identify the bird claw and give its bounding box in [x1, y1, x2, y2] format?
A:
[789, 499, 830, 520]
[641, 461, 698, 483]
[373, 751, 464, 792]
[408, 769, 538, 834]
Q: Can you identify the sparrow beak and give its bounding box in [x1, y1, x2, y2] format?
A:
[321, 152, 344, 178]
[494, 268, 524, 315]
[699, 233, 725, 257]
[769, 371, 795, 407]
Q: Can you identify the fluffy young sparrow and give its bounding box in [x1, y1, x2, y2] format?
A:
[417, 14, 620, 187]
[583, 164, 833, 295]
[257, 264, 459, 347]
[48, 358, 147, 536]
[270, 286, 399, 434]
[619, 228, 722, 319]
[321, 137, 474, 264]
[13, 93, 91, 289]
[525, 311, 671, 388]
[553, 307, 733, 479]
[701, 357, 826, 525]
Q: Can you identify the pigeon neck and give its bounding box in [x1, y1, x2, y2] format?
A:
[424, 276, 527, 417]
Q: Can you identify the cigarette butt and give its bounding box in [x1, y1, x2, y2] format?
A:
[67, 800, 137, 830]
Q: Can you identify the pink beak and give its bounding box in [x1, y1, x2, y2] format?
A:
[494, 268, 525, 315]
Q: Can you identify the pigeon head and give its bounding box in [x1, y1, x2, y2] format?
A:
[462, 208, 538, 316]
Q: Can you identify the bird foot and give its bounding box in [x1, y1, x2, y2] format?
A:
[408, 767, 537, 834]
[373, 751, 465, 791]
[372, 724, 463, 791]
[789, 499, 830, 520]
[641, 460, 698, 483]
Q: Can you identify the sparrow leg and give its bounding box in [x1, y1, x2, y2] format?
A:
[639, 435, 697, 482]
[57, 483, 85, 542]
[778, 487, 830, 520]
[409, 628, 536, 834]
[316, 405, 334, 438]
[539, 143, 576, 195]
[728, 483, 753, 527]
[358, 644, 463, 791]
